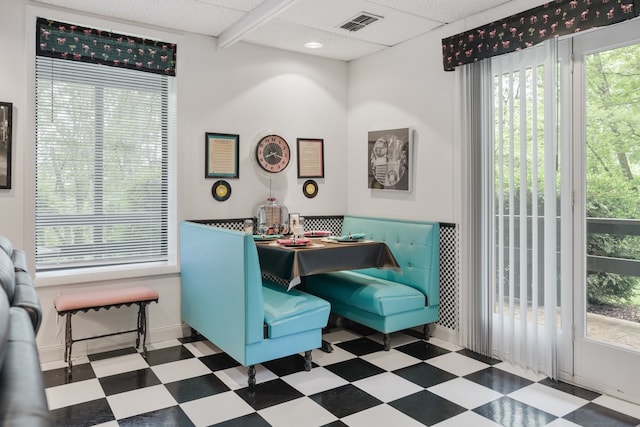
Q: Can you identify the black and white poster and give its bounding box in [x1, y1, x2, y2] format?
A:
[367, 127, 411, 192]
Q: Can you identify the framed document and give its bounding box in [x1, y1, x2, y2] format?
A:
[205, 132, 239, 178]
[296, 138, 324, 179]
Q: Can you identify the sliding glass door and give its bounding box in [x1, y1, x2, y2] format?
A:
[572, 19, 640, 403]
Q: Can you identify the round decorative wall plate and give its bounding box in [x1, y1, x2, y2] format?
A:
[302, 179, 318, 198]
[212, 180, 231, 201]
[255, 134, 291, 174]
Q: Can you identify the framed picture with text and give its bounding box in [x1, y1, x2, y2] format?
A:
[297, 138, 324, 178]
[205, 132, 239, 178]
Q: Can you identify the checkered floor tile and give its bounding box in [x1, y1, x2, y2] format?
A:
[42, 327, 640, 426]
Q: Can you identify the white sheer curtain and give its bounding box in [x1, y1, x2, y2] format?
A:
[458, 39, 565, 379]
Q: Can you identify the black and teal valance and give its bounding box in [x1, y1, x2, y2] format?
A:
[37, 17, 177, 76]
[442, 0, 639, 71]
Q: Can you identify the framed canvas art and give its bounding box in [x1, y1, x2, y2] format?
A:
[367, 127, 412, 191]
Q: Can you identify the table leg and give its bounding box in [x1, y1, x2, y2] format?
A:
[321, 340, 333, 353]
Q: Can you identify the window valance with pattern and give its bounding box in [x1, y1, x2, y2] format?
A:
[442, 0, 638, 71]
[36, 17, 177, 76]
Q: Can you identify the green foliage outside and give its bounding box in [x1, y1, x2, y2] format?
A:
[585, 43, 640, 305]
[492, 43, 640, 306]
[36, 72, 167, 267]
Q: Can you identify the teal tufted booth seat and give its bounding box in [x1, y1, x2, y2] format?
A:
[303, 216, 440, 350]
[179, 221, 330, 386]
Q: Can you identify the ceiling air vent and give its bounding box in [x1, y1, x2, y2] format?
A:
[339, 12, 382, 32]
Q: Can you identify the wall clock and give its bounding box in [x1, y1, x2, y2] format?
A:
[255, 134, 291, 174]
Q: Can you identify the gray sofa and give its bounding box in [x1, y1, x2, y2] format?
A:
[0, 236, 52, 426]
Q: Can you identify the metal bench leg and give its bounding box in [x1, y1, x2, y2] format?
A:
[136, 303, 142, 348]
[64, 312, 73, 372]
[137, 302, 149, 357]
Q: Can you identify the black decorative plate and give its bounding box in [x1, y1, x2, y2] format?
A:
[212, 180, 231, 201]
[283, 242, 311, 247]
[302, 179, 318, 198]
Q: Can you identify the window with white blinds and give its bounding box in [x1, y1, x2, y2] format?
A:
[35, 57, 176, 271]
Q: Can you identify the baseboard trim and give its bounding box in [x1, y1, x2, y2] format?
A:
[38, 324, 186, 364]
[431, 324, 458, 344]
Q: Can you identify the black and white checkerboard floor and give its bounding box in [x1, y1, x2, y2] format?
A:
[42, 326, 640, 426]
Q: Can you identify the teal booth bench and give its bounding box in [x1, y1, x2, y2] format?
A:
[179, 221, 331, 386]
[303, 216, 440, 350]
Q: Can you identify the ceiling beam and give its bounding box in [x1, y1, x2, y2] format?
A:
[217, 0, 299, 49]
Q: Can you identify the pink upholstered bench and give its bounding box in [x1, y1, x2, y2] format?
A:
[54, 286, 159, 371]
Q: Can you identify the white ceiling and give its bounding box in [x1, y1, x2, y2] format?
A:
[34, 0, 514, 61]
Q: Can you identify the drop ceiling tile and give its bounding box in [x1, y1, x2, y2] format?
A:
[35, 0, 245, 36]
[278, 0, 385, 29]
[368, 0, 514, 24]
[242, 19, 387, 61]
[277, 0, 441, 45]
[340, 10, 441, 46]
[188, 0, 263, 11]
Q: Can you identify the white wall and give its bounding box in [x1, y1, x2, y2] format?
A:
[345, 0, 547, 223]
[0, 0, 27, 246]
[1, 0, 348, 362]
[179, 34, 349, 220]
[347, 33, 456, 222]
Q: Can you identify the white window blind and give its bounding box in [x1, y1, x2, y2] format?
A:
[35, 57, 175, 271]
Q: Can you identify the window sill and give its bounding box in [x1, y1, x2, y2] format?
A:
[34, 261, 179, 288]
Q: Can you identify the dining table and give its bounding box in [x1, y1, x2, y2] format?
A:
[255, 234, 401, 352]
[254, 236, 400, 290]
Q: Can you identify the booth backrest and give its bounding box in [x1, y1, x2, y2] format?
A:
[342, 216, 440, 305]
[180, 222, 264, 363]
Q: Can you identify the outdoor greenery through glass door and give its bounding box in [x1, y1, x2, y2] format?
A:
[585, 43, 640, 351]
